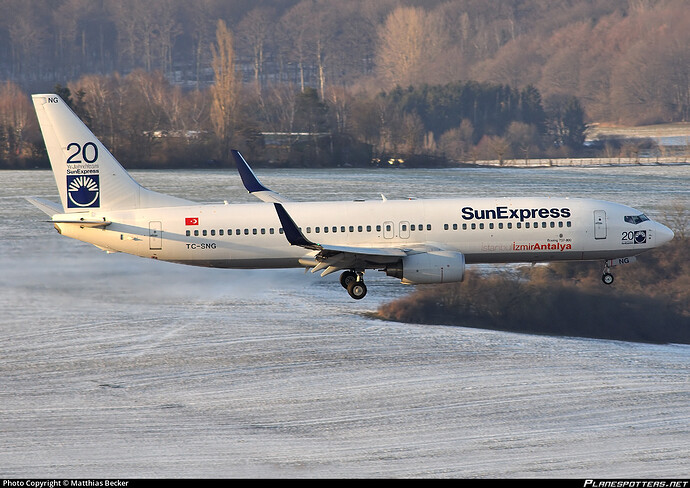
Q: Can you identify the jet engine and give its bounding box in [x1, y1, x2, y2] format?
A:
[385, 251, 466, 284]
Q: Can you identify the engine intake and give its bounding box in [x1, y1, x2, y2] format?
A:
[385, 251, 466, 284]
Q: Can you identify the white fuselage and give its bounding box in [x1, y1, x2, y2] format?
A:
[54, 196, 670, 269]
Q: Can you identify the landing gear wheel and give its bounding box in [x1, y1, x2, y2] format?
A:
[347, 280, 367, 300]
[340, 270, 357, 289]
[602, 272, 614, 285]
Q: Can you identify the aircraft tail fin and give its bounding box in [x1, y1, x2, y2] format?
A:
[31, 94, 191, 212]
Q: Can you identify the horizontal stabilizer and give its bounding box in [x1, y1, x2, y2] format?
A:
[26, 196, 63, 216]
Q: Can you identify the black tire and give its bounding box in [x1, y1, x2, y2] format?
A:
[347, 280, 367, 300]
[340, 270, 357, 289]
[602, 272, 614, 285]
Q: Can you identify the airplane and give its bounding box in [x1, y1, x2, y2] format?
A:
[28, 93, 675, 300]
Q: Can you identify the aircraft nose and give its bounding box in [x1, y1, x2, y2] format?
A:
[655, 222, 674, 245]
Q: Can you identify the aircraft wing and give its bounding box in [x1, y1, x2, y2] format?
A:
[231, 150, 291, 203]
[274, 203, 407, 276]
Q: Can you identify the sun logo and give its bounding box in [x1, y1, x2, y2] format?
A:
[67, 175, 100, 208]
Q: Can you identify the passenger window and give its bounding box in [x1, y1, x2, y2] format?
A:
[252, 229, 257, 235]
[194, 230, 199, 236]
[376, 225, 381, 232]
[479, 223, 484, 230]
[411, 224, 416, 231]
[211, 229, 215, 236]
[462, 223, 467, 230]
[315, 227, 320, 233]
[453, 223, 457, 230]
[471, 223, 476, 230]
[444, 224, 449, 230]
[340, 226, 345, 233]
[498, 223, 503, 229]
[306, 227, 311, 233]
[349, 226, 354, 232]
[525, 222, 530, 229]
[203, 230, 207, 236]
[517, 223, 521, 229]
[219, 229, 224, 236]
[558, 221, 563, 228]
[426, 224, 431, 231]
[186, 230, 191, 237]
[270, 228, 274, 234]
[567, 221, 572, 228]
[401, 224, 407, 231]
[386, 224, 392, 232]
[507, 223, 512, 229]
[489, 223, 494, 230]
[542, 222, 546, 228]
[366, 225, 371, 232]
[550, 222, 555, 228]
[358, 226, 363, 232]
[323, 226, 328, 233]
[333, 227, 337, 233]
[244, 229, 249, 235]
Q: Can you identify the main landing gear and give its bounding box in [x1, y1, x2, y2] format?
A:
[602, 262, 614, 285]
[340, 270, 367, 300]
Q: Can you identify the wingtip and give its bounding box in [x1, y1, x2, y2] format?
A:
[273, 203, 319, 249]
[231, 150, 270, 194]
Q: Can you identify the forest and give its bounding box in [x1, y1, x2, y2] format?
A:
[1, 0, 689, 168]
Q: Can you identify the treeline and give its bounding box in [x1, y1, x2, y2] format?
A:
[0, 73, 587, 168]
[2, 0, 690, 126]
[377, 216, 690, 345]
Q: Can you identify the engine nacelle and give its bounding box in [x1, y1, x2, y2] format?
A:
[385, 251, 466, 284]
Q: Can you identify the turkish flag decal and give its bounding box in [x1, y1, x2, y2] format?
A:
[185, 217, 199, 225]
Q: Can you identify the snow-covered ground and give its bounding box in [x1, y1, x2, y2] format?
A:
[1, 168, 688, 478]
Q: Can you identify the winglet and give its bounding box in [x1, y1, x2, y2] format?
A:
[231, 150, 289, 203]
[273, 203, 320, 250]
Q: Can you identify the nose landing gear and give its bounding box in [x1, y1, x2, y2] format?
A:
[602, 262, 614, 285]
[602, 271, 614, 285]
[340, 270, 367, 299]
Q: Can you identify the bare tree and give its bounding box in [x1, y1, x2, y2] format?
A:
[237, 7, 276, 95]
[210, 19, 240, 158]
[0, 81, 32, 161]
[376, 6, 450, 88]
[279, 2, 313, 92]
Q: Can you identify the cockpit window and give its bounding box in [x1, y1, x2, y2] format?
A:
[624, 214, 649, 225]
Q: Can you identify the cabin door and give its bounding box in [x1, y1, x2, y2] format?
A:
[593, 210, 607, 239]
[149, 221, 163, 250]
